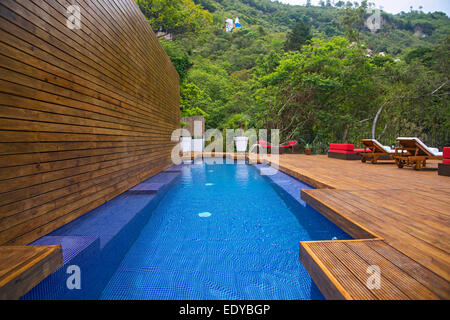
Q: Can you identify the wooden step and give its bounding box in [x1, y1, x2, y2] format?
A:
[0, 245, 62, 300]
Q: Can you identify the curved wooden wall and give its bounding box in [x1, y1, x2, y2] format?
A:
[0, 0, 180, 245]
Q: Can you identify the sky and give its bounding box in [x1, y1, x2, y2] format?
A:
[276, 0, 450, 16]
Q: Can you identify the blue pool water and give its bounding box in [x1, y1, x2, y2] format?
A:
[99, 161, 351, 300]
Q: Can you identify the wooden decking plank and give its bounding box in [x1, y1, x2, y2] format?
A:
[345, 241, 440, 299]
[300, 190, 378, 239]
[317, 189, 450, 280]
[276, 155, 450, 300]
[367, 241, 450, 299]
[374, 189, 450, 220]
[339, 189, 450, 266]
[349, 190, 450, 250]
[357, 190, 450, 230]
[278, 154, 444, 190]
[303, 242, 377, 300]
[303, 189, 386, 238]
[299, 243, 351, 300]
[306, 188, 448, 260]
[321, 242, 410, 300]
[412, 188, 450, 205]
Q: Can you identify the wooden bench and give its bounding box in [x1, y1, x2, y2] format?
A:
[328, 144, 370, 160]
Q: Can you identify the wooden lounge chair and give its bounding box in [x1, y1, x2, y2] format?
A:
[393, 137, 443, 170]
[360, 139, 397, 164]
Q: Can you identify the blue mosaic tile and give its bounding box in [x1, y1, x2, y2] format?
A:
[26, 162, 350, 300]
[25, 167, 182, 299]
[99, 162, 351, 300]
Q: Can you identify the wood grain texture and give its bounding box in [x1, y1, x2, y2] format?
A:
[0, 0, 180, 245]
[0, 245, 62, 300]
[264, 154, 450, 299]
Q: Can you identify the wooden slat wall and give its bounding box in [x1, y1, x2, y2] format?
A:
[0, 0, 180, 245]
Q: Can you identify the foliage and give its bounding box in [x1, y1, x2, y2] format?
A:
[254, 36, 449, 148]
[340, 0, 368, 42]
[137, 0, 450, 149]
[223, 113, 251, 130]
[181, 106, 209, 118]
[137, 0, 212, 36]
[159, 40, 193, 81]
[283, 20, 312, 51]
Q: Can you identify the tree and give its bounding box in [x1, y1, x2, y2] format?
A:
[341, 0, 368, 42]
[255, 37, 382, 145]
[283, 21, 312, 52]
[159, 40, 193, 82]
[306, 0, 312, 7]
[134, 0, 450, 147]
[136, 0, 212, 37]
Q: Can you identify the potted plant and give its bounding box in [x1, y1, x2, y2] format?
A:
[232, 114, 250, 152]
[304, 143, 312, 155]
[180, 121, 191, 152]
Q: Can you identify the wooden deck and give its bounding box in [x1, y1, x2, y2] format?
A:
[0, 245, 62, 300]
[274, 154, 450, 300]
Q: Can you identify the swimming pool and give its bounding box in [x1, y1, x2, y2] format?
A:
[98, 161, 351, 300]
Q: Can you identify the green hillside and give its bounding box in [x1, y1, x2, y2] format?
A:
[137, 0, 450, 149]
[193, 0, 449, 53]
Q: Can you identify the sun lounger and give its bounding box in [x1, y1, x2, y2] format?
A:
[360, 139, 398, 164]
[249, 140, 272, 154]
[250, 140, 299, 154]
[393, 137, 443, 170]
[280, 140, 299, 153]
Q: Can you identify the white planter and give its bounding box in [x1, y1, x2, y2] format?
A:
[192, 138, 204, 152]
[234, 136, 249, 152]
[180, 137, 192, 152]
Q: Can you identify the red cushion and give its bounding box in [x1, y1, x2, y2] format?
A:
[258, 141, 271, 148]
[354, 148, 372, 153]
[281, 141, 297, 147]
[443, 147, 450, 159]
[443, 159, 450, 164]
[328, 150, 358, 154]
[330, 144, 354, 152]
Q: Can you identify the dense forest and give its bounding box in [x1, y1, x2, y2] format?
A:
[137, 0, 450, 151]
